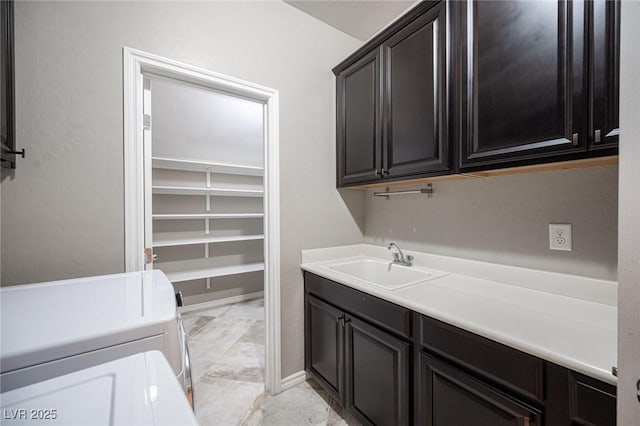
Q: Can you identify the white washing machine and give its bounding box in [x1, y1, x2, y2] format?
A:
[1, 350, 198, 426]
[0, 270, 191, 397]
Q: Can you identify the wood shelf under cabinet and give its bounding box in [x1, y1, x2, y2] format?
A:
[350, 156, 618, 190]
[152, 156, 263, 176]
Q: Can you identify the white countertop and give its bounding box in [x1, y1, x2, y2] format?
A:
[301, 244, 617, 385]
[0, 270, 177, 373]
[1, 351, 198, 426]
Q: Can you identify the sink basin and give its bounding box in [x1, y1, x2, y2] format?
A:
[329, 259, 446, 291]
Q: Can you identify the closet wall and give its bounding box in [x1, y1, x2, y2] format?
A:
[150, 77, 265, 305]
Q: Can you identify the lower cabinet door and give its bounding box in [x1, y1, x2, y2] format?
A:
[304, 295, 345, 404]
[345, 315, 410, 425]
[417, 352, 540, 426]
[568, 371, 616, 426]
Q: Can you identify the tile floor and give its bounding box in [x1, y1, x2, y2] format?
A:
[181, 298, 361, 426]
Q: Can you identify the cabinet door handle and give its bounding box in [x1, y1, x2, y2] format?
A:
[595, 129, 602, 144]
[375, 170, 382, 177]
[572, 133, 579, 146]
[336, 314, 344, 324]
[344, 317, 352, 324]
[382, 169, 389, 176]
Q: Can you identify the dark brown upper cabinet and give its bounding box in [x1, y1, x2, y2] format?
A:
[589, 0, 620, 152]
[455, 0, 588, 171]
[335, 48, 382, 186]
[333, 0, 620, 186]
[1, 0, 16, 169]
[334, 1, 449, 187]
[382, 3, 449, 180]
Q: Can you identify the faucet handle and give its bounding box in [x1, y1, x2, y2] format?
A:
[405, 255, 414, 266]
[392, 252, 401, 262]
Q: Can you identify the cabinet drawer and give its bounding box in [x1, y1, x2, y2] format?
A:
[419, 315, 544, 402]
[569, 372, 616, 426]
[304, 272, 412, 339]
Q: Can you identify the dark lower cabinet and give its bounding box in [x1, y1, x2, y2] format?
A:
[305, 273, 412, 425]
[568, 372, 617, 426]
[345, 316, 410, 426]
[303, 272, 616, 426]
[304, 295, 345, 404]
[417, 352, 540, 426]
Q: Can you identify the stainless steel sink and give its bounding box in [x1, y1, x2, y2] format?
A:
[329, 258, 447, 291]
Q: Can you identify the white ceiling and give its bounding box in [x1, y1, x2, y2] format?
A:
[284, 1, 416, 41]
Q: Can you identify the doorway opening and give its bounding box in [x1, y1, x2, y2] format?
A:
[123, 48, 281, 400]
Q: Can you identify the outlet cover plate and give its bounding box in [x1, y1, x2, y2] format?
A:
[549, 224, 572, 251]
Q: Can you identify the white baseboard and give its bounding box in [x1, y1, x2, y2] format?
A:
[178, 291, 264, 315]
[280, 370, 307, 392]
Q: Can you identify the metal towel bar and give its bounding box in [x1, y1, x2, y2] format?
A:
[373, 184, 433, 199]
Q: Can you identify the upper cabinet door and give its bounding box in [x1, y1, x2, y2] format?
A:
[590, 0, 620, 151]
[382, 2, 450, 178]
[457, 0, 587, 171]
[336, 48, 383, 186]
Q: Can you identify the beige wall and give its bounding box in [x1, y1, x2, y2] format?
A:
[364, 165, 618, 280]
[0, 1, 365, 378]
[618, 1, 640, 422]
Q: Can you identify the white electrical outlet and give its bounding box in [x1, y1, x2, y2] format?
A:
[549, 224, 572, 251]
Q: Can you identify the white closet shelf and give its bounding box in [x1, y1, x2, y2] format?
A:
[160, 262, 265, 283]
[152, 156, 264, 176]
[153, 234, 264, 247]
[152, 213, 264, 220]
[152, 186, 264, 197]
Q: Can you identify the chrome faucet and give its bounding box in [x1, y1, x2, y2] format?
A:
[388, 242, 413, 267]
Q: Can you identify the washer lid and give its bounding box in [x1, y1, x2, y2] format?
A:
[0, 351, 198, 426]
[1, 270, 176, 373]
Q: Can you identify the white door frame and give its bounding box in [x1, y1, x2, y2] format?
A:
[618, 2, 640, 423]
[122, 47, 282, 395]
